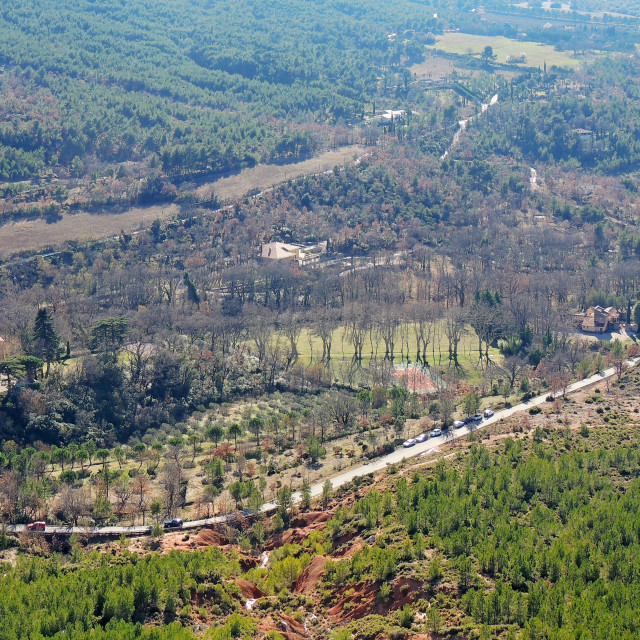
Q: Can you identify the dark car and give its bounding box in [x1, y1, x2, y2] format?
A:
[463, 416, 475, 425]
[472, 414, 483, 422]
[163, 518, 183, 529]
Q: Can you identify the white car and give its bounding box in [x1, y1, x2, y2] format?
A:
[429, 428, 442, 438]
[453, 420, 465, 429]
[484, 409, 494, 418]
[415, 433, 428, 443]
[403, 438, 417, 448]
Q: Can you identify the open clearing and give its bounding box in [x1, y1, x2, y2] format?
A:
[409, 53, 456, 80]
[514, 1, 637, 19]
[428, 33, 582, 69]
[0, 145, 364, 257]
[294, 325, 499, 367]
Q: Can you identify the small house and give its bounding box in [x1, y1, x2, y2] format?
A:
[261, 242, 300, 262]
[581, 306, 622, 333]
[380, 109, 406, 124]
[260, 241, 327, 266]
[572, 128, 592, 144]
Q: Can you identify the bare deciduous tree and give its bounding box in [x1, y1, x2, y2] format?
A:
[161, 461, 185, 517]
[59, 486, 90, 526]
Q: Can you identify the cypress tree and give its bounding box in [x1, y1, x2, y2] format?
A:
[32, 308, 60, 377]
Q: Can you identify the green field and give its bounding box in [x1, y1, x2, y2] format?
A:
[288, 322, 502, 374]
[428, 33, 583, 69]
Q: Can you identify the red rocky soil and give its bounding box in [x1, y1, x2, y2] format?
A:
[294, 555, 328, 594]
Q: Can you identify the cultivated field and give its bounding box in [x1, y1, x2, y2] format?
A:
[428, 33, 583, 69]
[408, 53, 456, 80]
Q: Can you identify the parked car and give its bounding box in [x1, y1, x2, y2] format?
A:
[453, 420, 465, 429]
[163, 518, 183, 529]
[463, 416, 475, 425]
[27, 521, 46, 531]
[430, 428, 442, 438]
[484, 408, 494, 418]
[472, 414, 483, 422]
[402, 438, 416, 448]
[415, 433, 428, 442]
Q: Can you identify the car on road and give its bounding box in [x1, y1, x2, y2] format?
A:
[472, 414, 483, 422]
[27, 521, 46, 531]
[463, 416, 475, 425]
[415, 433, 428, 442]
[453, 420, 465, 429]
[484, 408, 494, 418]
[163, 518, 183, 529]
[403, 438, 416, 448]
[430, 428, 442, 438]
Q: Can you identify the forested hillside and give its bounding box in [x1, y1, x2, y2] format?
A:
[469, 56, 640, 174]
[318, 405, 640, 639]
[4, 377, 640, 640]
[0, 0, 429, 181]
[4, 0, 640, 638]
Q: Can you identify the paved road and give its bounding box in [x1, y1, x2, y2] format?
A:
[7, 357, 637, 537]
[293, 356, 639, 501]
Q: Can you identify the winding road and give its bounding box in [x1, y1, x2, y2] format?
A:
[441, 94, 498, 160]
[6, 357, 637, 538]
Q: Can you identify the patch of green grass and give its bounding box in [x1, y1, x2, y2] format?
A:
[428, 33, 584, 69]
[290, 322, 502, 383]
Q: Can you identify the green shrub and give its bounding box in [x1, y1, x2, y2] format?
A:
[398, 604, 413, 629]
[378, 582, 392, 601]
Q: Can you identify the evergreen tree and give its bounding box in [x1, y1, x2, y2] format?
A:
[32, 308, 60, 377]
[183, 272, 200, 308]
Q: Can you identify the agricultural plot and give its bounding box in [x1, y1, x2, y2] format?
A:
[427, 33, 583, 69]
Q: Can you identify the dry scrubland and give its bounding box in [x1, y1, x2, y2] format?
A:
[0, 146, 363, 257]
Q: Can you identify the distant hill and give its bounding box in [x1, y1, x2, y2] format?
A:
[0, 0, 432, 181]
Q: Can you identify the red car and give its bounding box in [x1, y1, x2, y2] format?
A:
[27, 521, 46, 531]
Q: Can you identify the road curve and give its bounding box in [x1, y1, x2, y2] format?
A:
[6, 357, 637, 537]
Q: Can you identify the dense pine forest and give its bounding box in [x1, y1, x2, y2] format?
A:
[0, 0, 432, 182]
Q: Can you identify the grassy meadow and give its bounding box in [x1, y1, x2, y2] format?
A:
[270, 322, 503, 387]
[428, 33, 583, 69]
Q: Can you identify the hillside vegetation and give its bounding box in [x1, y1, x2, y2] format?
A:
[4, 373, 640, 639]
[5, 1, 640, 637]
[0, 0, 428, 182]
